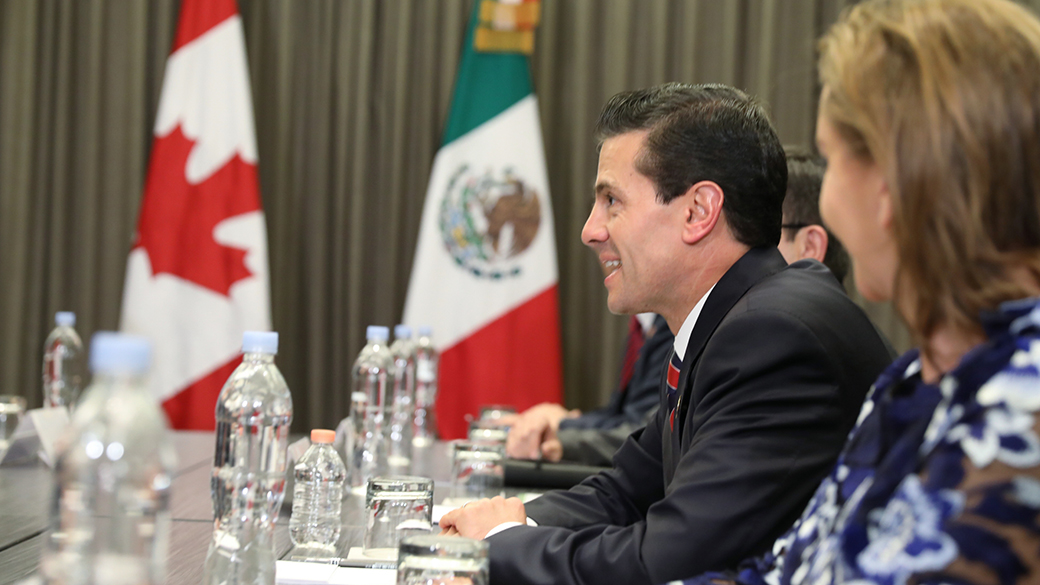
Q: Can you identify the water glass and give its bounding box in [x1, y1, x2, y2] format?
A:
[364, 476, 434, 559]
[478, 405, 515, 423]
[396, 535, 488, 585]
[451, 441, 504, 502]
[0, 395, 27, 445]
[467, 419, 508, 444]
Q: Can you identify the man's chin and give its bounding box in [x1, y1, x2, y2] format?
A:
[606, 296, 635, 316]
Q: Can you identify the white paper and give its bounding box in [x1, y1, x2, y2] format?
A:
[30, 406, 70, 466]
[327, 567, 396, 585]
[431, 503, 460, 525]
[275, 560, 338, 584]
[275, 561, 396, 585]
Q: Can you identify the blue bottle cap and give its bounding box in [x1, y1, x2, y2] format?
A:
[394, 324, 412, 340]
[90, 332, 151, 375]
[242, 331, 279, 355]
[55, 311, 76, 327]
[417, 325, 433, 337]
[367, 326, 390, 342]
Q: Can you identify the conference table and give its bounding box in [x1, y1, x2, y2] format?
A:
[0, 431, 479, 585]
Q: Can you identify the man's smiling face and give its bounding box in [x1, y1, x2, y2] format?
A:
[581, 130, 685, 315]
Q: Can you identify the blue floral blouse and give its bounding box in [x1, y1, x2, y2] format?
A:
[676, 297, 1040, 585]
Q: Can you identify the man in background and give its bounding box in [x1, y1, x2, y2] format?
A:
[777, 147, 849, 283]
[505, 312, 672, 466]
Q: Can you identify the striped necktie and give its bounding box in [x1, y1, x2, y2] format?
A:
[666, 350, 682, 431]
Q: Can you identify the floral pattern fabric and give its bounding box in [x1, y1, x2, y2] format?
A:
[675, 297, 1040, 585]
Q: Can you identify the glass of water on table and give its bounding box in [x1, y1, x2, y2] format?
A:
[450, 440, 505, 503]
[397, 535, 488, 585]
[364, 476, 435, 560]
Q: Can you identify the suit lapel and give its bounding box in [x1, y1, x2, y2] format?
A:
[673, 247, 788, 441]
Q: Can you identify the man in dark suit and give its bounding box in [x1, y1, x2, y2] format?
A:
[439, 83, 893, 585]
[507, 148, 854, 467]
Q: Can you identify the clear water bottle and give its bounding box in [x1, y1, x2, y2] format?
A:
[203, 331, 293, 585]
[387, 324, 417, 472]
[42, 311, 86, 409]
[290, 429, 346, 554]
[349, 325, 392, 491]
[40, 332, 177, 585]
[413, 326, 440, 447]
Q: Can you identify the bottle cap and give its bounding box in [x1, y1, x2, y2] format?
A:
[90, 332, 151, 375]
[55, 311, 76, 327]
[242, 331, 278, 355]
[310, 429, 336, 443]
[394, 324, 412, 340]
[418, 325, 433, 337]
[366, 326, 390, 342]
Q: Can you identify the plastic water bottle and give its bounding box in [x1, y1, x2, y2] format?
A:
[42, 311, 86, 409]
[349, 326, 392, 490]
[203, 331, 293, 585]
[290, 429, 346, 554]
[40, 332, 177, 585]
[387, 324, 416, 471]
[412, 326, 440, 447]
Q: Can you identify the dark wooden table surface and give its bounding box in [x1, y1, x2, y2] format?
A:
[0, 433, 462, 585]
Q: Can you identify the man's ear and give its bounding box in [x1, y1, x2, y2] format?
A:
[799, 225, 829, 263]
[680, 181, 724, 245]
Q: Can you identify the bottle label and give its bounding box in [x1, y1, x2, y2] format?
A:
[417, 362, 436, 383]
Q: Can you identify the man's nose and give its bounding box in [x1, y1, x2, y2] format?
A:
[581, 205, 606, 247]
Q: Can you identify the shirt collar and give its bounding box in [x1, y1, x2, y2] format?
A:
[635, 312, 656, 333]
[673, 283, 717, 360]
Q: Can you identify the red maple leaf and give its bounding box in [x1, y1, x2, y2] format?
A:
[134, 125, 262, 296]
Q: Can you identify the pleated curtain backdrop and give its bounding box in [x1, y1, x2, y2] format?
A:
[1, 0, 942, 432]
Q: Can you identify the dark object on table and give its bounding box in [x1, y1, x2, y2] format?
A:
[503, 459, 607, 489]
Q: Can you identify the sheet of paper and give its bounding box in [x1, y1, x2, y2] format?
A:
[30, 406, 70, 466]
[327, 567, 396, 585]
[276, 560, 338, 584]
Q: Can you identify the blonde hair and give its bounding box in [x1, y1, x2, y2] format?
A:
[819, 0, 1040, 346]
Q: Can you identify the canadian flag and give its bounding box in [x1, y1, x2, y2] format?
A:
[120, 0, 270, 429]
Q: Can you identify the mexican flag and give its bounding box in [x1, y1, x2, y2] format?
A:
[403, 0, 563, 439]
[120, 0, 271, 429]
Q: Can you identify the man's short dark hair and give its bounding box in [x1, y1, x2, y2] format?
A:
[595, 83, 788, 248]
[783, 147, 850, 282]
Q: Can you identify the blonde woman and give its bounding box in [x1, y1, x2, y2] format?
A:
[675, 0, 1040, 583]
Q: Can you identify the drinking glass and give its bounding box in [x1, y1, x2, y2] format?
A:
[450, 441, 504, 503]
[364, 476, 434, 559]
[396, 535, 488, 585]
[0, 395, 27, 446]
[467, 419, 508, 444]
[478, 405, 515, 421]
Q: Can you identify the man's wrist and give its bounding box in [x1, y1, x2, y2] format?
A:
[483, 517, 538, 539]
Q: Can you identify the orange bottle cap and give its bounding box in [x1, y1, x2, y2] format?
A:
[310, 429, 336, 443]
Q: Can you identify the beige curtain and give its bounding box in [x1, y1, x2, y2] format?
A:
[2, 0, 926, 431]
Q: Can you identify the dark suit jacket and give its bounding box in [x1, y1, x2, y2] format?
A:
[556, 314, 672, 466]
[486, 247, 894, 585]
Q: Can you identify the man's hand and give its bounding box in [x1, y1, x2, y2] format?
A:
[437, 496, 527, 539]
[505, 403, 579, 459]
[539, 437, 564, 462]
